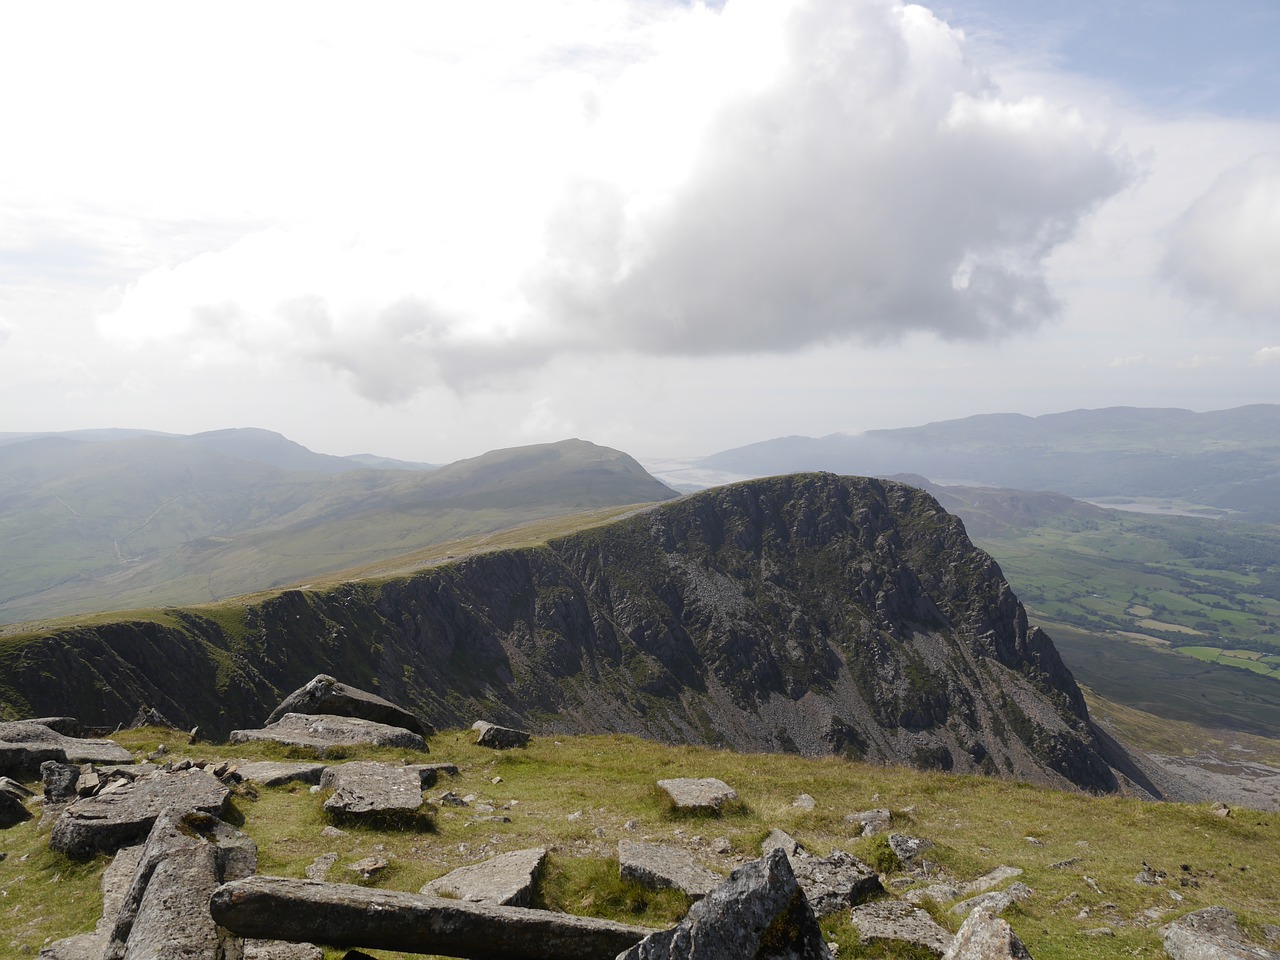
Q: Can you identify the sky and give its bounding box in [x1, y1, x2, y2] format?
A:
[2, 0, 1278, 465]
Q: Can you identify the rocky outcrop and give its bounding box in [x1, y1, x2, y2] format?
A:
[0, 721, 132, 777]
[1161, 907, 1280, 960]
[0, 475, 1126, 791]
[267, 674, 432, 736]
[230, 714, 427, 753]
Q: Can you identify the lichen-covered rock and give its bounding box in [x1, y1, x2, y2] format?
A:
[950, 882, 1033, 917]
[235, 761, 329, 787]
[267, 675, 432, 736]
[619, 840, 721, 899]
[618, 848, 831, 960]
[943, 907, 1032, 959]
[231, 713, 427, 753]
[788, 850, 883, 917]
[849, 900, 953, 956]
[1162, 907, 1280, 960]
[657, 777, 738, 812]
[320, 761, 424, 817]
[422, 847, 547, 907]
[473, 721, 531, 749]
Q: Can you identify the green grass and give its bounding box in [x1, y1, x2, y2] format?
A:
[2, 728, 1278, 960]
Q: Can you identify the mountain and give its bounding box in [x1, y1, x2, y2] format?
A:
[0, 433, 676, 623]
[0, 474, 1156, 795]
[690, 405, 1280, 521]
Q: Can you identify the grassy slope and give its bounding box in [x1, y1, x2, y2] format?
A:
[2, 729, 1277, 960]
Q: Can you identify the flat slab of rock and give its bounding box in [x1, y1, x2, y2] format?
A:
[846, 808, 892, 835]
[0, 721, 131, 777]
[1162, 906, 1280, 960]
[943, 907, 1032, 960]
[951, 882, 1033, 916]
[656, 777, 738, 813]
[244, 941, 325, 960]
[49, 768, 230, 859]
[421, 847, 547, 907]
[38, 844, 145, 960]
[236, 761, 329, 787]
[230, 713, 427, 753]
[888, 833, 934, 866]
[472, 720, 531, 749]
[619, 848, 831, 959]
[789, 849, 883, 917]
[850, 900, 954, 956]
[619, 840, 721, 899]
[210, 876, 654, 960]
[267, 674, 432, 736]
[320, 761, 424, 817]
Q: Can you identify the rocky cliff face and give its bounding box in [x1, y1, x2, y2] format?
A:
[0, 475, 1119, 792]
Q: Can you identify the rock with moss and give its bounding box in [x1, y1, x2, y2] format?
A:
[619, 840, 722, 899]
[849, 900, 954, 955]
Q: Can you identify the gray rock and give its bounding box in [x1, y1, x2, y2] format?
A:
[0, 786, 30, 827]
[0, 721, 132, 777]
[49, 768, 230, 859]
[422, 847, 548, 907]
[244, 941, 325, 960]
[0, 775, 34, 799]
[408, 763, 460, 789]
[104, 810, 256, 960]
[306, 853, 339, 881]
[472, 720, 532, 749]
[888, 833, 934, 865]
[619, 840, 722, 899]
[130, 705, 176, 729]
[320, 761, 424, 817]
[950, 882, 1033, 916]
[942, 907, 1032, 959]
[792, 793, 816, 811]
[237, 761, 329, 787]
[29, 717, 84, 737]
[230, 713, 428, 753]
[788, 849, 883, 917]
[267, 674, 432, 736]
[845, 808, 892, 836]
[39, 845, 146, 960]
[346, 857, 389, 879]
[849, 900, 954, 955]
[618, 848, 832, 960]
[960, 866, 1023, 895]
[210, 875, 654, 960]
[1162, 907, 1280, 960]
[656, 777, 738, 813]
[41, 760, 81, 802]
[761, 828, 804, 858]
[906, 883, 963, 905]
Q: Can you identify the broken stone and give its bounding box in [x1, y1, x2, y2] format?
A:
[1162, 906, 1280, 960]
[0, 787, 31, 827]
[942, 907, 1032, 959]
[422, 848, 547, 907]
[244, 941, 325, 960]
[267, 674, 432, 736]
[793, 793, 816, 811]
[619, 849, 831, 960]
[39, 845, 146, 960]
[888, 833, 933, 866]
[1210, 802, 1231, 818]
[472, 720, 531, 750]
[236, 761, 329, 787]
[845, 809, 892, 836]
[231, 713, 427, 753]
[788, 850, 884, 917]
[1135, 862, 1167, 886]
[130, 706, 176, 730]
[346, 857, 388, 879]
[0, 721, 132, 777]
[619, 840, 721, 899]
[210, 875, 653, 959]
[0, 776, 34, 799]
[320, 761, 425, 818]
[49, 768, 230, 860]
[656, 777, 738, 813]
[408, 763, 459, 789]
[761, 828, 804, 858]
[75, 770, 101, 797]
[950, 882, 1033, 916]
[41, 761, 81, 803]
[849, 900, 953, 956]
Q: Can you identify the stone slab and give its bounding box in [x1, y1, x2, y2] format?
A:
[230, 714, 427, 753]
[320, 761, 424, 816]
[38, 845, 145, 960]
[267, 675, 432, 736]
[656, 777, 738, 812]
[422, 847, 547, 907]
[237, 761, 329, 787]
[619, 840, 721, 899]
[789, 850, 884, 917]
[472, 721, 531, 749]
[850, 900, 954, 955]
[0, 721, 132, 777]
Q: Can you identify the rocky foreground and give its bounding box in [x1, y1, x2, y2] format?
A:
[3, 677, 1277, 959]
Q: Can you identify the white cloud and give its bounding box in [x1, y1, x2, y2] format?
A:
[83, 0, 1131, 403]
[1109, 355, 1152, 367]
[1253, 346, 1280, 365]
[1163, 153, 1280, 321]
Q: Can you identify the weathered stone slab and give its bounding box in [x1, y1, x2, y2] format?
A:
[244, 941, 325, 960]
[49, 768, 230, 859]
[1162, 907, 1280, 960]
[230, 713, 427, 753]
[0, 721, 132, 777]
[0, 775, 34, 799]
[950, 882, 1032, 916]
[761, 828, 803, 858]
[472, 720, 531, 749]
[788, 850, 883, 917]
[943, 907, 1032, 959]
[619, 848, 831, 959]
[210, 876, 654, 960]
[961, 866, 1023, 895]
[619, 840, 721, 899]
[28, 717, 84, 737]
[39, 845, 146, 960]
[267, 674, 433, 736]
[320, 761, 424, 817]
[888, 832, 934, 865]
[237, 761, 329, 787]
[306, 852, 339, 881]
[656, 777, 738, 812]
[42, 760, 81, 802]
[0, 787, 31, 827]
[421, 847, 547, 907]
[845, 808, 892, 835]
[849, 900, 954, 955]
[105, 810, 257, 960]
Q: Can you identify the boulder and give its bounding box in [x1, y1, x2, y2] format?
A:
[1162, 907, 1280, 960]
[761, 828, 804, 858]
[845, 808, 892, 836]
[888, 833, 934, 866]
[950, 882, 1032, 917]
[407, 763, 460, 789]
[618, 840, 721, 899]
[0, 775, 34, 799]
[104, 810, 257, 960]
[230, 713, 427, 753]
[656, 777, 738, 813]
[473, 720, 532, 749]
[943, 907, 1032, 959]
[0, 786, 30, 827]
[306, 852, 339, 881]
[235, 761, 329, 787]
[49, 767, 230, 859]
[130, 705, 176, 729]
[28, 717, 84, 737]
[788, 849, 883, 917]
[849, 900, 954, 956]
[267, 675, 432, 736]
[320, 761, 425, 818]
[618, 848, 831, 959]
[0, 721, 132, 777]
[39, 845, 146, 960]
[210, 876, 654, 960]
[422, 847, 548, 907]
[41, 760, 81, 803]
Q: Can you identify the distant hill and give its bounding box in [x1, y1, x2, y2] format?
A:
[0, 432, 676, 623]
[693, 405, 1280, 521]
